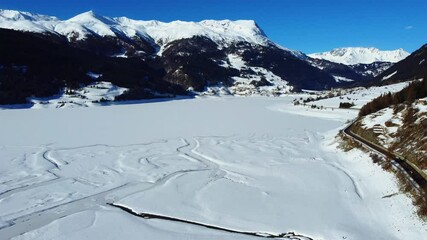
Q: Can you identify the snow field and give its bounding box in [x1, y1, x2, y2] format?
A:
[298, 81, 409, 110]
[12, 206, 266, 240]
[0, 97, 425, 239]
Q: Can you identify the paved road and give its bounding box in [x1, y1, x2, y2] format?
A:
[342, 120, 427, 195]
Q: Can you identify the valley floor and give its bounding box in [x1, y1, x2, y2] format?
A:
[0, 96, 425, 239]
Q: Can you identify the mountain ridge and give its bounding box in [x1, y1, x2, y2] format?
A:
[309, 47, 409, 65]
[0, 9, 270, 52]
[0, 9, 408, 105]
[375, 44, 427, 84]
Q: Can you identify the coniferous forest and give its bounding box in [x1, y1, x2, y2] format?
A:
[359, 77, 427, 117]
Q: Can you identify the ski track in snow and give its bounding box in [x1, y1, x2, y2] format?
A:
[1, 136, 325, 239]
[0, 139, 212, 239]
[322, 161, 364, 199]
[0, 97, 425, 240]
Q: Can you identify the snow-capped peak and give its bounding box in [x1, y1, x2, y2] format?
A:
[199, 19, 267, 41]
[0, 9, 58, 21]
[67, 11, 115, 26]
[0, 9, 60, 33]
[113, 17, 270, 48]
[0, 9, 270, 48]
[308, 47, 410, 65]
[61, 11, 119, 38]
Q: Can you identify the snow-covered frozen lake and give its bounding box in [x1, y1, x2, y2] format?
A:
[0, 96, 425, 239]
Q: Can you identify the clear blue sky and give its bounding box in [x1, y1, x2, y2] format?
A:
[1, 0, 426, 53]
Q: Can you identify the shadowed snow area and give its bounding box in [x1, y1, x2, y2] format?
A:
[0, 96, 425, 239]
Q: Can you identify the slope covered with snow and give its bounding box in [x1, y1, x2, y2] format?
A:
[0, 9, 59, 34]
[115, 17, 269, 48]
[0, 9, 269, 48]
[29, 81, 128, 109]
[308, 47, 410, 65]
[358, 97, 427, 173]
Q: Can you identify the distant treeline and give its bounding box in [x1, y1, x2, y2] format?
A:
[359, 77, 427, 117]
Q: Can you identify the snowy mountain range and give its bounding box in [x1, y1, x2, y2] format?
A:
[309, 47, 409, 65]
[0, 9, 413, 105]
[0, 10, 270, 53]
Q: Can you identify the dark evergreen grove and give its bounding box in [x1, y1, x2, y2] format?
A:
[0, 28, 184, 104]
[359, 78, 427, 117]
[359, 42, 427, 117]
[2, 22, 426, 106]
[0, 27, 380, 105]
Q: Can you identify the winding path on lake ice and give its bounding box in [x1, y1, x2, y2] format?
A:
[1, 137, 314, 240]
[0, 97, 425, 239]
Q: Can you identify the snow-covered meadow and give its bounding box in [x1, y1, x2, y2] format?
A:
[302, 81, 409, 110]
[0, 96, 425, 239]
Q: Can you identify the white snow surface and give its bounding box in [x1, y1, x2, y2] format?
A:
[382, 71, 398, 81]
[361, 108, 402, 146]
[115, 17, 269, 49]
[309, 47, 410, 65]
[362, 108, 397, 129]
[0, 96, 425, 240]
[0, 9, 269, 49]
[333, 75, 354, 82]
[28, 82, 128, 109]
[12, 206, 265, 240]
[301, 81, 409, 110]
[210, 54, 292, 96]
[417, 98, 427, 113]
[0, 9, 59, 34]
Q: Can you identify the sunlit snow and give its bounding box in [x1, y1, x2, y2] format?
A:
[309, 47, 409, 65]
[0, 95, 425, 240]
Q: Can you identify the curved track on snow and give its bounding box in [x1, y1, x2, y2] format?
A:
[109, 203, 314, 240]
[1, 137, 316, 240]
